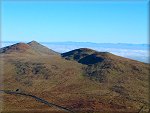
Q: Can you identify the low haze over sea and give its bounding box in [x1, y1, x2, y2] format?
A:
[1, 41, 149, 63]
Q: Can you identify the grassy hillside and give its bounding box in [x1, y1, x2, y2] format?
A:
[0, 42, 149, 113]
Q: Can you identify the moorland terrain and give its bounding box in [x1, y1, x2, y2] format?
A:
[0, 41, 149, 113]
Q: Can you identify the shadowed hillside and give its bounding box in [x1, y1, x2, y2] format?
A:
[0, 42, 149, 113]
[0, 42, 31, 53]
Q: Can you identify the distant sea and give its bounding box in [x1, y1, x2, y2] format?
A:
[1, 41, 149, 63]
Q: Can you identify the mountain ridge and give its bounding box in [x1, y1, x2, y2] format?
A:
[0, 41, 149, 112]
[0, 42, 30, 53]
[62, 48, 147, 64]
[0, 40, 59, 55]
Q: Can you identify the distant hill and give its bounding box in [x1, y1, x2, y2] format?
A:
[0, 41, 149, 113]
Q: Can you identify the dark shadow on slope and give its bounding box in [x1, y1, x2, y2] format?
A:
[78, 54, 104, 65]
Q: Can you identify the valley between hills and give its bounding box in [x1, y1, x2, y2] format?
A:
[0, 41, 149, 113]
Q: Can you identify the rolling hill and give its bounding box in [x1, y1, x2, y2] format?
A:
[0, 41, 149, 113]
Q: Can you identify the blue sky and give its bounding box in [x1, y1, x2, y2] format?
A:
[2, 0, 149, 44]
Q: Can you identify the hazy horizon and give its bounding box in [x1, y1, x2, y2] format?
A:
[2, 40, 149, 44]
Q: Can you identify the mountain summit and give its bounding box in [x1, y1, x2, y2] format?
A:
[27, 40, 59, 55]
[27, 40, 40, 45]
[62, 48, 112, 65]
[0, 41, 59, 55]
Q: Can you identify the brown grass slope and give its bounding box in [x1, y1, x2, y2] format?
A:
[62, 48, 149, 111]
[0, 43, 149, 113]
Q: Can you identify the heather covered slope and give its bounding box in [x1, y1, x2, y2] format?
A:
[0, 42, 149, 113]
